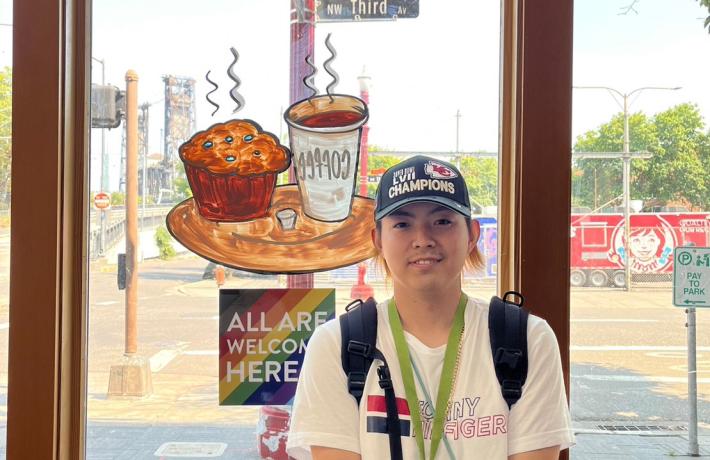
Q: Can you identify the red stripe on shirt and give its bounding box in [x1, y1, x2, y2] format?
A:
[366, 395, 411, 416]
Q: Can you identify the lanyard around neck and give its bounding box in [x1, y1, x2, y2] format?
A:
[388, 293, 467, 460]
[410, 357, 457, 460]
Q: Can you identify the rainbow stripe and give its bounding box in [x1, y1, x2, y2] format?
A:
[219, 289, 335, 405]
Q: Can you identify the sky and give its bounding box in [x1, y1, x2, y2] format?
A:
[1, 0, 709, 192]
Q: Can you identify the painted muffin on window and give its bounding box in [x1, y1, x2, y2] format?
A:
[179, 119, 291, 222]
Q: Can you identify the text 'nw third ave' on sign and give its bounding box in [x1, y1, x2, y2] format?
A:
[316, 0, 419, 22]
[673, 246, 710, 308]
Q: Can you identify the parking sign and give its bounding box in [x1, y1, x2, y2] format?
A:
[673, 246, 710, 307]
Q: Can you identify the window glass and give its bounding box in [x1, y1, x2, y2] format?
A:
[88, 1, 500, 457]
[571, 1, 710, 454]
[0, 1, 12, 456]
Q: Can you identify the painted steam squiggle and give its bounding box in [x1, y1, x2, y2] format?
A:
[303, 54, 318, 99]
[323, 33, 339, 102]
[205, 71, 220, 117]
[227, 47, 246, 113]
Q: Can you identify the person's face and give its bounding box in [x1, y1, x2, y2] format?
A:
[372, 202, 479, 294]
[629, 231, 661, 262]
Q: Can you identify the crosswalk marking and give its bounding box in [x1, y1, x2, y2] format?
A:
[576, 374, 710, 384]
[572, 345, 710, 352]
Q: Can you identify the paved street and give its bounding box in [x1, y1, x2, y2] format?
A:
[1, 240, 710, 457]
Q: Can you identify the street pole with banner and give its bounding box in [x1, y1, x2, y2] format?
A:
[672, 246, 710, 457]
[351, 69, 374, 300]
[288, 0, 316, 289]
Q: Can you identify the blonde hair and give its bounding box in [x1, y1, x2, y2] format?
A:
[372, 218, 486, 279]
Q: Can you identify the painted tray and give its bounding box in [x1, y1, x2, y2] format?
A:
[166, 184, 377, 274]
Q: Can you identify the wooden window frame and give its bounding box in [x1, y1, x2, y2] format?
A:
[499, 2, 573, 459]
[7, 0, 89, 458]
[7, 0, 572, 458]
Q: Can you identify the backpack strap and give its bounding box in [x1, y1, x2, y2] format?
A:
[489, 291, 529, 409]
[340, 297, 378, 405]
[371, 349, 403, 460]
[340, 298, 403, 460]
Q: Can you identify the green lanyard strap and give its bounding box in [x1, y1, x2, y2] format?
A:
[388, 294, 467, 460]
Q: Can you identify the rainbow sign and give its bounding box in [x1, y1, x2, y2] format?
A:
[219, 289, 335, 405]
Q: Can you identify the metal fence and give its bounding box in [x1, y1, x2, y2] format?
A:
[88, 206, 173, 260]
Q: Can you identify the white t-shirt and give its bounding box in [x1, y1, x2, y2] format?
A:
[286, 296, 575, 459]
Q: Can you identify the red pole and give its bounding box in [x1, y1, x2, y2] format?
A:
[288, 0, 315, 289]
[352, 69, 373, 300]
[358, 70, 371, 197]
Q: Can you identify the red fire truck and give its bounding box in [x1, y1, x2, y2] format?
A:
[569, 212, 710, 287]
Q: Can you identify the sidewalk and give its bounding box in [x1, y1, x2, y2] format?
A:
[572, 423, 710, 459]
[77, 422, 710, 459]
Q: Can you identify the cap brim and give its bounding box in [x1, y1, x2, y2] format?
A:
[375, 196, 472, 221]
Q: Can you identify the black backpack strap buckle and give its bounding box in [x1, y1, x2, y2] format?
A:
[347, 340, 373, 359]
[502, 291, 524, 307]
[494, 347, 522, 369]
[347, 371, 367, 399]
[501, 379, 523, 402]
[345, 298, 364, 312]
[377, 365, 393, 390]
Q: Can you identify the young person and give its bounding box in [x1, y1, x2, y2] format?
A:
[287, 156, 574, 459]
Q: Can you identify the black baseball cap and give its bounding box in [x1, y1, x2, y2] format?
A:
[374, 155, 471, 221]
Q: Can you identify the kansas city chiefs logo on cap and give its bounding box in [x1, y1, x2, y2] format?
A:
[424, 161, 458, 179]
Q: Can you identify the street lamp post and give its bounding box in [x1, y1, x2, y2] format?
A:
[455, 109, 461, 169]
[92, 56, 108, 255]
[574, 86, 680, 290]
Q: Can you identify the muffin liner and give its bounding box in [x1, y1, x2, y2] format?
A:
[185, 164, 277, 222]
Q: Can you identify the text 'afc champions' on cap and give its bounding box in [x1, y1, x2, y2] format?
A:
[374, 155, 471, 221]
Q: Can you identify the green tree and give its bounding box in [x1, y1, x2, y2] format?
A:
[167, 162, 193, 201]
[699, 0, 710, 33]
[637, 103, 709, 208]
[0, 67, 11, 208]
[573, 112, 656, 209]
[364, 153, 400, 198]
[459, 157, 498, 209]
[110, 191, 125, 206]
[154, 226, 176, 259]
[573, 103, 710, 210]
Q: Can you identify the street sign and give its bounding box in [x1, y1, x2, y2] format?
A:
[316, 0, 419, 22]
[673, 246, 710, 307]
[94, 192, 111, 210]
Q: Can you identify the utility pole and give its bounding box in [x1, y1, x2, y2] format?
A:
[574, 86, 680, 290]
[125, 70, 139, 357]
[455, 109, 461, 169]
[107, 70, 152, 397]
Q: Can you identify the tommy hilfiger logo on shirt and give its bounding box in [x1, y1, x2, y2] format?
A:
[366, 395, 412, 436]
[366, 395, 509, 440]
